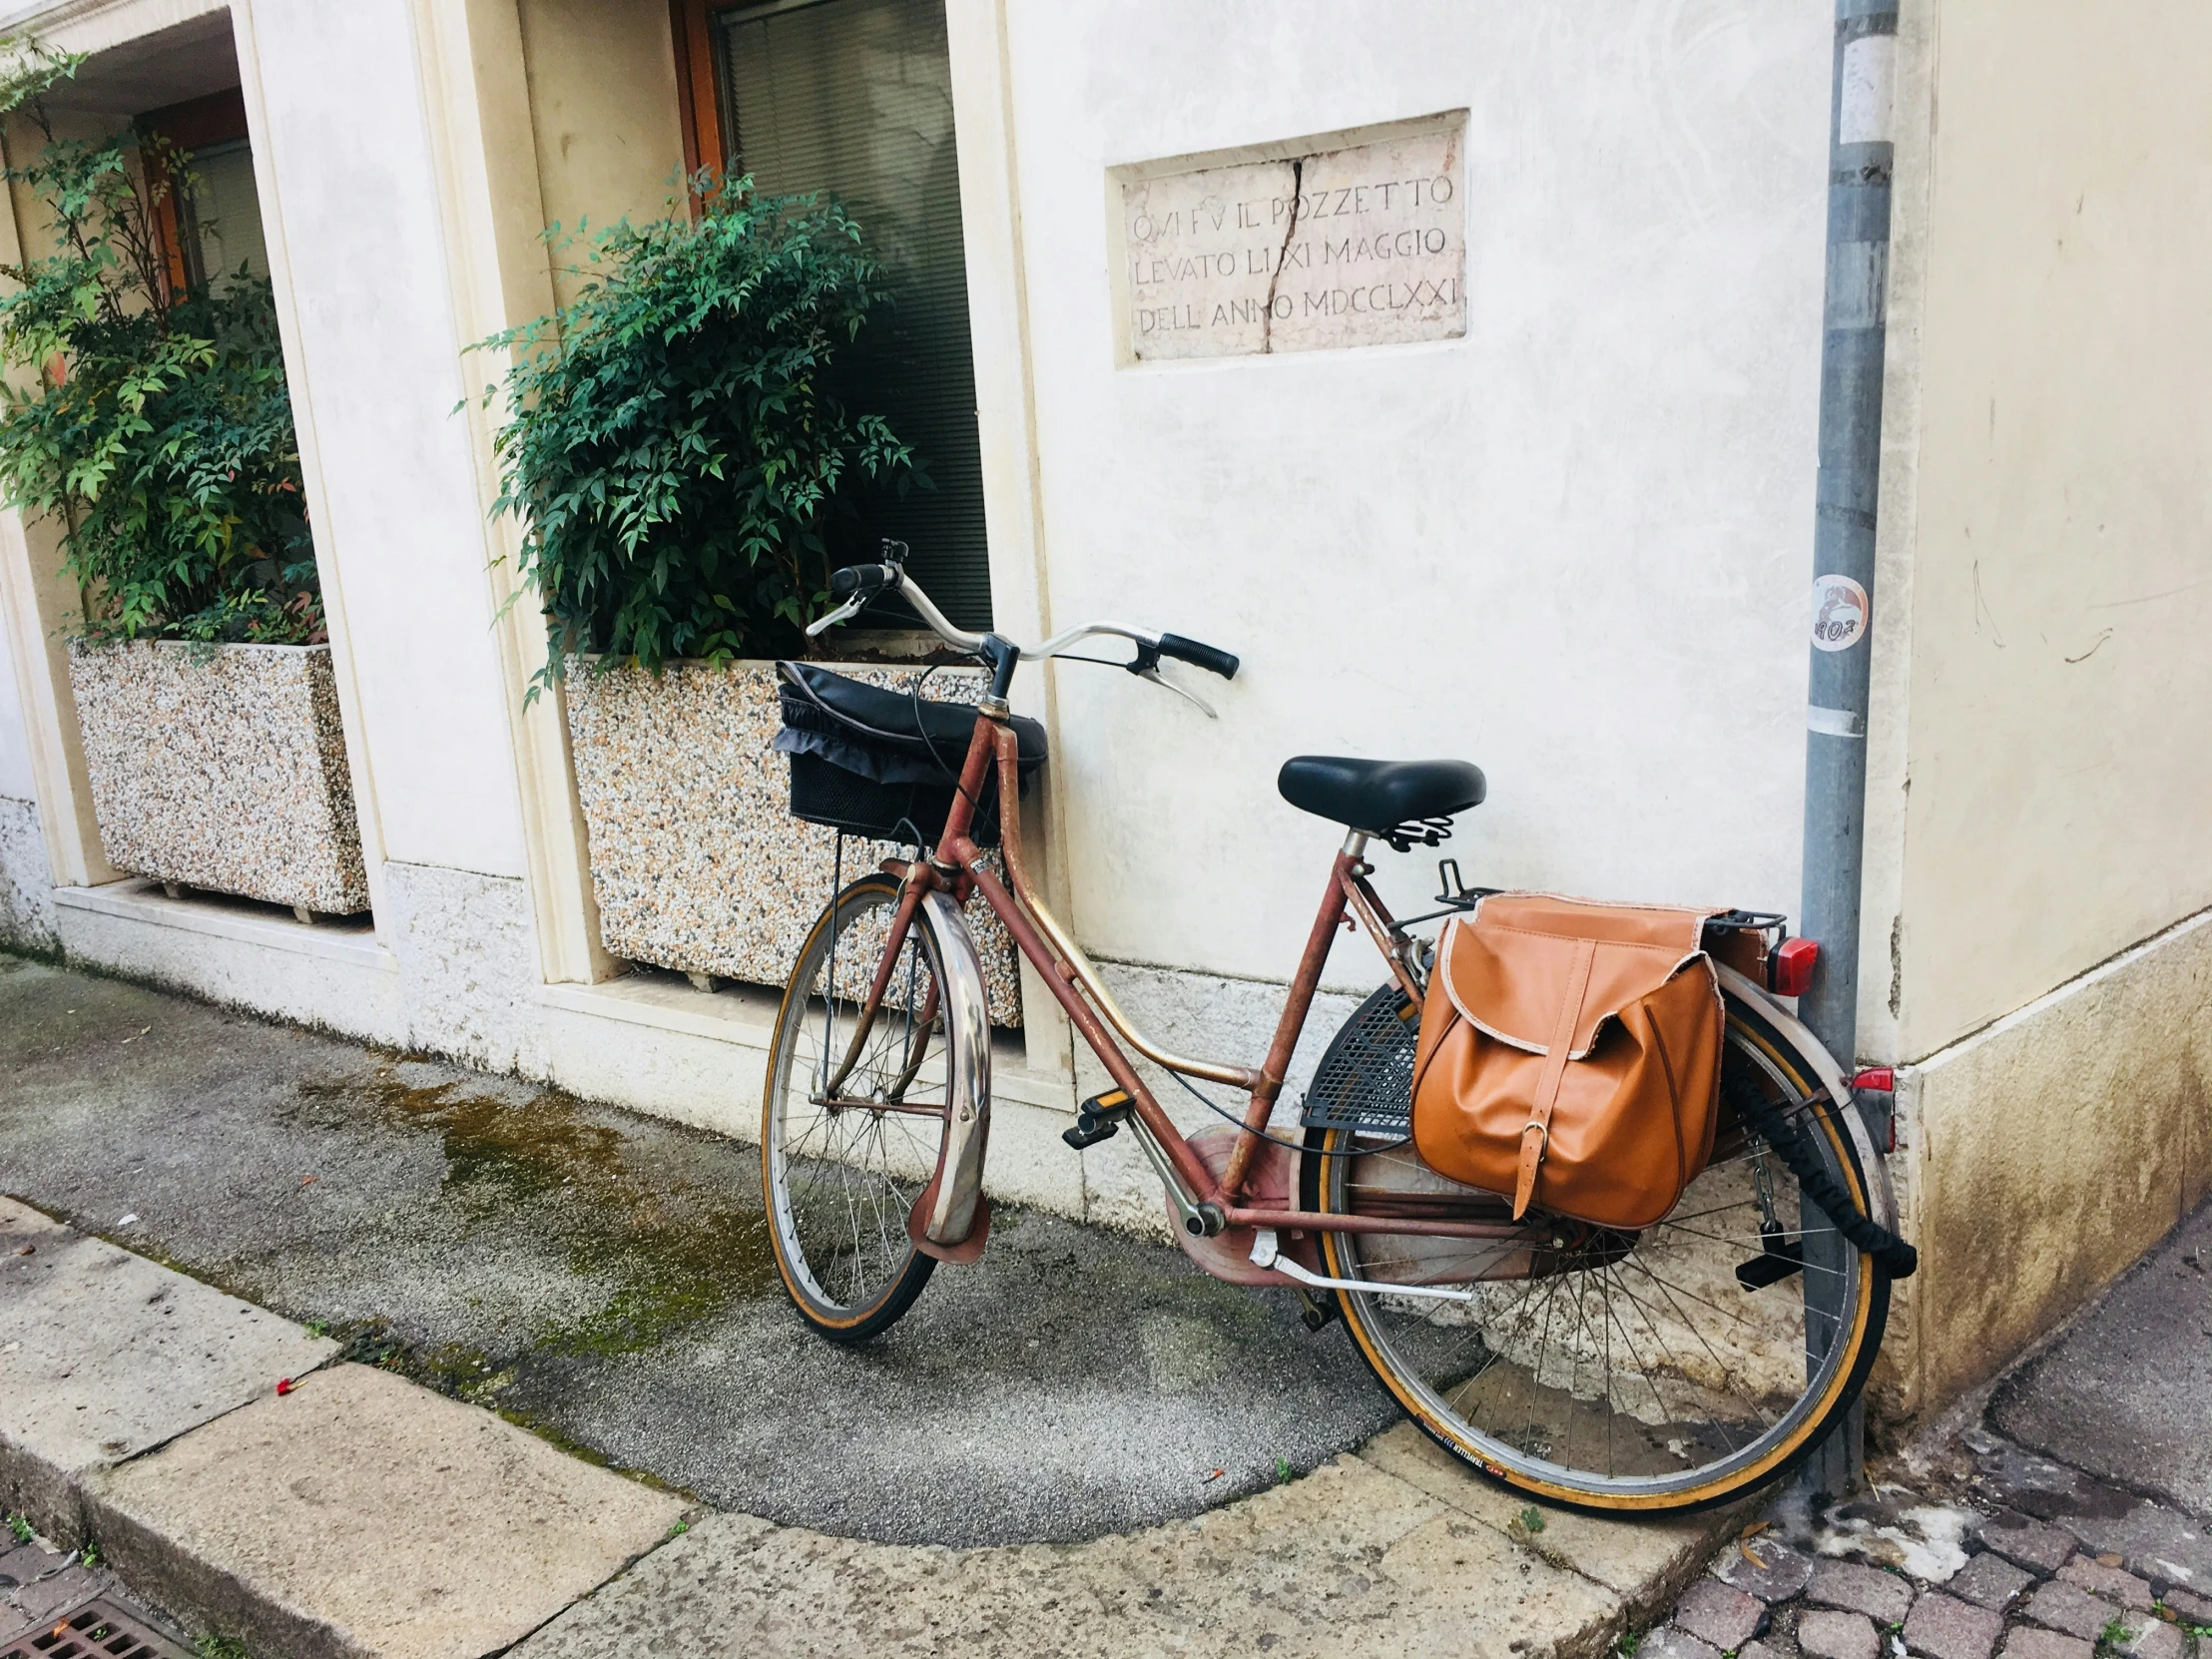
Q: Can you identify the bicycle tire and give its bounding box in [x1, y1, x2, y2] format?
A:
[1305, 983, 1893, 1512]
[761, 872, 947, 1343]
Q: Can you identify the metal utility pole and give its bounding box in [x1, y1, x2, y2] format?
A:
[1797, 0, 1899, 1498]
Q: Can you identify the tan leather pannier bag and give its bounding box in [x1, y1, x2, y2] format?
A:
[1410, 894, 1726, 1230]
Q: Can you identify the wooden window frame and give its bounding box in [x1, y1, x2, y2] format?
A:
[137, 88, 251, 295]
[670, 0, 726, 210]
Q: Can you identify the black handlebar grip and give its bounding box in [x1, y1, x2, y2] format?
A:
[1156, 633, 1239, 680]
[830, 563, 898, 601]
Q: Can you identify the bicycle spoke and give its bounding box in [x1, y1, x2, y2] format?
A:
[1324, 1012, 1875, 1503]
[765, 880, 952, 1332]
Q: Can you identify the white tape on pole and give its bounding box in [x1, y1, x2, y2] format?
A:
[1838, 33, 1897, 146]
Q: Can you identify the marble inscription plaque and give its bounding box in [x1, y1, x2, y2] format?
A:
[1121, 122, 1464, 362]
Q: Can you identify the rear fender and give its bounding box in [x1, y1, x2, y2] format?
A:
[1716, 964, 1900, 1234]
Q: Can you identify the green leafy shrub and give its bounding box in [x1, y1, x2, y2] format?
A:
[0, 43, 318, 646]
[474, 174, 920, 687]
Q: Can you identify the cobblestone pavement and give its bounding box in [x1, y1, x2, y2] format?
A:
[1639, 1198, 2212, 1659]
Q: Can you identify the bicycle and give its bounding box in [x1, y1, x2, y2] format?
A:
[760, 554, 1906, 1512]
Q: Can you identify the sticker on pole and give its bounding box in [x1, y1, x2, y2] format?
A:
[1811, 574, 1870, 652]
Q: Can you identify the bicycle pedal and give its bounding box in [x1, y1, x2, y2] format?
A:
[1062, 1088, 1133, 1150]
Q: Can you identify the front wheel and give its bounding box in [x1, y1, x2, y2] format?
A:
[1308, 984, 1893, 1512]
[762, 873, 951, 1343]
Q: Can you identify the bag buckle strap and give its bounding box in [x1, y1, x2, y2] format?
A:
[1512, 936, 1598, 1220]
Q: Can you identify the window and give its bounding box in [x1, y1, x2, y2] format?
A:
[140, 90, 269, 294]
[175, 138, 269, 291]
[679, 0, 992, 631]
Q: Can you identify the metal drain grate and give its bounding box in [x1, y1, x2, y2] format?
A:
[2, 1598, 192, 1659]
[1300, 986, 1419, 1137]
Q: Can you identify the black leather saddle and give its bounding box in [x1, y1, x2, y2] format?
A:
[1277, 755, 1486, 836]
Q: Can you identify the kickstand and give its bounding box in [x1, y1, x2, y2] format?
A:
[1294, 1286, 1339, 1333]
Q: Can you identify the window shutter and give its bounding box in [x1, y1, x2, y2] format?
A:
[180, 139, 270, 291]
[719, 0, 992, 632]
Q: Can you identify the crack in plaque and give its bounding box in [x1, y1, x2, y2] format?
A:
[1262, 156, 1306, 353]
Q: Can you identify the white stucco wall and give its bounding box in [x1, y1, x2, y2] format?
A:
[0, 587, 53, 947]
[1001, 2, 1834, 993]
[242, 0, 527, 880]
[1890, 0, 2212, 1059]
[0, 583, 32, 803]
[516, 0, 687, 307]
[1853, 0, 2212, 1413]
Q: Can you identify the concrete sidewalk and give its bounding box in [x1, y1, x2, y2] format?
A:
[0, 954, 1745, 1656]
[0, 953, 1396, 1548]
[9, 954, 2209, 1658]
[0, 1193, 1733, 1658]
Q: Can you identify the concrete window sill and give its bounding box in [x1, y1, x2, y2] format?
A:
[52, 879, 393, 972]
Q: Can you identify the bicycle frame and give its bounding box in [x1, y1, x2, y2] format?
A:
[830, 703, 1529, 1257]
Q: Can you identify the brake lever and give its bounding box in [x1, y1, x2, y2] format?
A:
[806, 595, 865, 638]
[1135, 664, 1217, 719]
[1122, 639, 1217, 718]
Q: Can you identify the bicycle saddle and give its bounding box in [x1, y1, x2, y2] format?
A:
[1277, 755, 1486, 835]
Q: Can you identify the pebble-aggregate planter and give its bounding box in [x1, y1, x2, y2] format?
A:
[564, 657, 1026, 1024]
[67, 639, 368, 914]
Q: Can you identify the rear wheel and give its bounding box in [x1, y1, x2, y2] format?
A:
[762, 873, 950, 1343]
[1308, 984, 1892, 1511]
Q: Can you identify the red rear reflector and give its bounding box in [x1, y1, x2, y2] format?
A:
[1852, 1066, 1896, 1094]
[1771, 937, 1819, 997]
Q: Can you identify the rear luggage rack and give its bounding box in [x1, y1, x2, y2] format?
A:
[1299, 987, 1418, 1137]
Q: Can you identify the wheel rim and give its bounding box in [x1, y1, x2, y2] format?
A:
[1324, 1014, 1876, 1504]
[764, 878, 950, 1327]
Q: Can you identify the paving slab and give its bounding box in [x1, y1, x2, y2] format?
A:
[511, 1452, 1628, 1659]
[1714, 1536, 1817, 1602]
[2021, 1580, 2117, 1641]
[2116, 1621, 2185, 1659]
[1800, 1609, 1882, 1659]
[83, 1363, 687, 1659]
[1979, 1515, 2078, 1575]
[0, 1195, 335, 1540]
[1808, 1559, 1916, 1624]
[2162, 1585, 2212, 1623]
[1901, 1591, 2003, 1659]
[2055, 1556, 2154, 1609]
[2049, 1503, 2212, 1598]
[1358, 1419, 1743, 1612]
[1947, 1551, 2033, 1611]
[1988, 1202, 2212, 1515]
[1673, 1576, 1768, 1649]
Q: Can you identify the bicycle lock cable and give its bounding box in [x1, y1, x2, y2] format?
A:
[1721, 1069, 1918, 1279]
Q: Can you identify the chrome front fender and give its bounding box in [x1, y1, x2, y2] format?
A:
[913, 888, 992, 1249]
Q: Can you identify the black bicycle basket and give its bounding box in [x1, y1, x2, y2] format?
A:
[774, 661, 1047, 847]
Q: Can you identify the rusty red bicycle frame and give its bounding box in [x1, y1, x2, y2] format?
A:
[841, 706, 1522, 1246]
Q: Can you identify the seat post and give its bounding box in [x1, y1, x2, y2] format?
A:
[1341, 829, 1372, 859]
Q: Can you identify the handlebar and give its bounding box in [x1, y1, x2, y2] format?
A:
[809, 560, 1239, 700]
[830, 562, 900, 602]
[1155, 633, 1240, 681]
